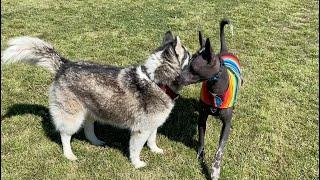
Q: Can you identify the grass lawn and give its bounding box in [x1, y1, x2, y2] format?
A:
[1, 0, 318, 179]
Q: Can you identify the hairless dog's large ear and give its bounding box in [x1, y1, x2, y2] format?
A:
[199, 31, 205, 48]
[203, 38, 212, 63]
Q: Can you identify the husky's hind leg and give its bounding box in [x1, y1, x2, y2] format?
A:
[147, 128, 163, 154]
[53, 109, 85, 161]
[83, 119, 105, 146]
[50, 107, 85, 161]
[49, 86, 86, 161]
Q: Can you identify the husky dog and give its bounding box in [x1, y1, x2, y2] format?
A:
[180, 19, 242, 179]
[2, 31, 190, 168]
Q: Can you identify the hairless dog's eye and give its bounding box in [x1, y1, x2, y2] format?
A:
[190, 66, 198, 75]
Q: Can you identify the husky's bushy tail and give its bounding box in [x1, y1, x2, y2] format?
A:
[1, 36, 67, 73]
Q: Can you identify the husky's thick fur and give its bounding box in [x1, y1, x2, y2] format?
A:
[2, 32, 190, 168]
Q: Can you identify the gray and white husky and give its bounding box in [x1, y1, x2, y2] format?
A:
[1, 32, 190, 168]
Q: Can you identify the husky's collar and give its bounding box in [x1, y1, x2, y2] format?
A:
[141, 65, 179, 101]
[157, 84, 179, 100]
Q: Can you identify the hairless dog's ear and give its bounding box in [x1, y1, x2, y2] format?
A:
[199, 31, 205, 48]
[203, 38, 213, 63]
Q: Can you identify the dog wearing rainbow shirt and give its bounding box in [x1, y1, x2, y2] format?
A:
[180, 19, 242, 180]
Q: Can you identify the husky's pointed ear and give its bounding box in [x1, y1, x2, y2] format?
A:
[176, 36, 181, 47]
[174, 36, 184, 58]
[163, 31, 174, 44]
[203, 38, 212, 62]
[199, 31, 205, 48]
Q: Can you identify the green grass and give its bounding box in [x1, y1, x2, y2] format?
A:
[1, 0, 318, 179]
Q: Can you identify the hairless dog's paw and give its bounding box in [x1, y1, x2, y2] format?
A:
[211, 166, 221, 180]
[197, 147, 205, 160]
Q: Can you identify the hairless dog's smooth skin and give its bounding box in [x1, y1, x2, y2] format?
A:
[180, 19, 242, 179]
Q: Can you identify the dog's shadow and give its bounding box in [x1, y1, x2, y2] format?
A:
[159, 98, 198, 148]
[1, 103, 130, 155]
[2, 97, 211, 179]
[159, 98, 211, 179]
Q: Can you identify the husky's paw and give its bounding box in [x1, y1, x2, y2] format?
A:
[91, 139, 106, 146]
[150, 147, 164, 154]
[65, 153, 78, 161]
[133, 160, 147, 169]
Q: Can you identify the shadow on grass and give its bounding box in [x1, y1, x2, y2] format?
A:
[2, 97, 210, 178]
[1, 103, 130, 157]
[159, 97, 198, 148]
[1, 104, 60, 142]
[159, 97, 211, 179]
[200, 160, 211, 180]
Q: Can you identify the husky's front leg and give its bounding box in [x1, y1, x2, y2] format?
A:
[129, 130, 151, 168]
[147, 128, 163, 154]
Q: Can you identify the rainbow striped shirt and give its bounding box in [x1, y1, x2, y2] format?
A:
[200, 54, 241, 108]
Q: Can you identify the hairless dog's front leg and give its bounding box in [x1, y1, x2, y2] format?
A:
[211, 108, 233, 180]
[197, 108, 209, 160]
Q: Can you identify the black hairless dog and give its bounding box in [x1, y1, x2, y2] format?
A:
[180, 19, 243, 179]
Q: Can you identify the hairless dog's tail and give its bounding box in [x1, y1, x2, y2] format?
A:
[220, 19, 231, 53]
